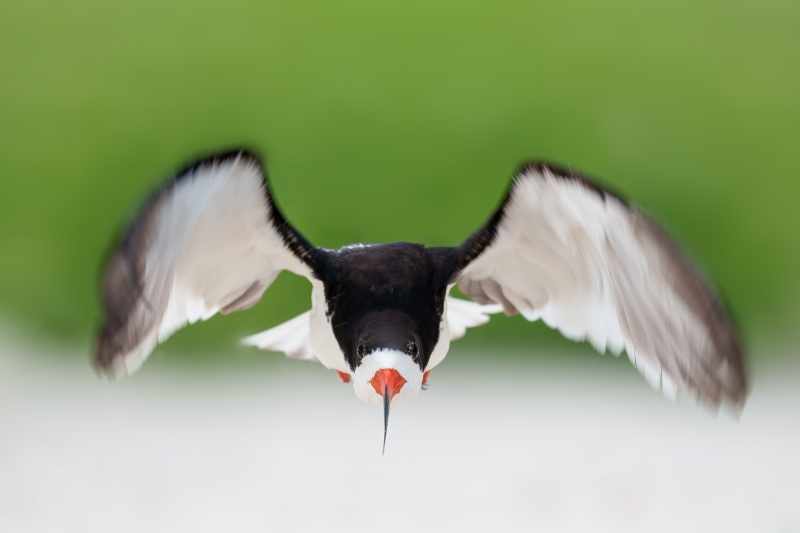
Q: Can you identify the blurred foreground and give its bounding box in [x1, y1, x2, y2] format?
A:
[1, 333, 798, 533]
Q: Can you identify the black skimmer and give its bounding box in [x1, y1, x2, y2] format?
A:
[96, 150, 747, 449]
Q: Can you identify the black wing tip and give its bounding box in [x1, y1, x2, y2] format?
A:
[92, 328, 120, 378]
[635, 215, 749, 407]
[706, 343, 749, 411]
[93, 246, 148, 378]
[513, 160, 630, 206]
[722, 341, 750, 409]
[707, 300, 749, 410]
[700, 365, 749, 414]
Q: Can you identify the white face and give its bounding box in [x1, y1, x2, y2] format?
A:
[352, 349, 424, 405]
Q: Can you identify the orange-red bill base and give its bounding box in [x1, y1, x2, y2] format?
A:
[369, 368, 407, 402]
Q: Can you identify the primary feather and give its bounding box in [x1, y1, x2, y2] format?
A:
[96, 151, 316, 378]
[455, 163, 746, 408]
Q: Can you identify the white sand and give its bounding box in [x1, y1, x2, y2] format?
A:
[1, 336, 798, 532]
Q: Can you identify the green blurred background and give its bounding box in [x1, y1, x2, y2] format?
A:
[1, 0, 798, 361]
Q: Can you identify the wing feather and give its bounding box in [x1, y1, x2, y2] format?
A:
[456, 163, 746, 408]
[96, 151, 317, 377]
[446, 297, 503, 341]
[240, 311, 316, 361]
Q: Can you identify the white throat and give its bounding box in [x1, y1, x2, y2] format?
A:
[352, 349, 423, 405]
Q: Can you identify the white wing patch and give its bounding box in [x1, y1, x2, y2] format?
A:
[241, 311, 316, 362]
[446, 297, 502, 341]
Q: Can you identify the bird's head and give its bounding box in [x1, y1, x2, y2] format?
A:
[349, 309, 426, 405]
[337, 308, 435, 452]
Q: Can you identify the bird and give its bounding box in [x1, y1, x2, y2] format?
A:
[95, 150, 747, 450]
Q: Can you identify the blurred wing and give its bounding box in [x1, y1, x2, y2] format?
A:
[455, 163, 746, 408]
[96, 151, 318, 378]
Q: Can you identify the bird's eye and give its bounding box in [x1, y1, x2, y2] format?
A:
[357, 344, 367, 358]
[405, 341, 419, 359]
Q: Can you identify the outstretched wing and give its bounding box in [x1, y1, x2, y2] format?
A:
[453, 163, 746, 408]
[96, 151, 319, 378]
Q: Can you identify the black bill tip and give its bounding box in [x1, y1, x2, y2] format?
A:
[382, 383, 390, 455]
